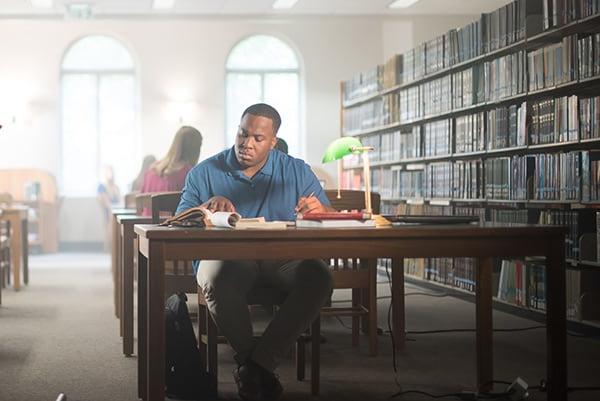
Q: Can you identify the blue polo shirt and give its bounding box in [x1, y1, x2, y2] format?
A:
[177, 146, 329, 223]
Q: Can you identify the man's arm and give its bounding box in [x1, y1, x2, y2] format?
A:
[295, 163, 336, 214]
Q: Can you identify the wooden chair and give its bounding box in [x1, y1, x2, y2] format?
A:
[0, 212, 12, 304]
[322, 189, 381, 356]
[149, 192, 197, 295]
[124, 191, 139, 209]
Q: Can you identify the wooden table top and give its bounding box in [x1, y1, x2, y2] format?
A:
[134, 223, 566, 240]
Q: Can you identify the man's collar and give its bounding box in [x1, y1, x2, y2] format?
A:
[224, 146, 273, 178]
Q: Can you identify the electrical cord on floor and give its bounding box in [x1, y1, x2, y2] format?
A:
[390, 388, 516, 400]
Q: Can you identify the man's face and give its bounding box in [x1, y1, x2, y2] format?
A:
[234, 114, 277, 169]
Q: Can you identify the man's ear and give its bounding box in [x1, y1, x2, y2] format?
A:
[271, 137, 278, 150]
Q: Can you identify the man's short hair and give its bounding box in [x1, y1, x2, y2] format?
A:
[241, 103, 281, 134]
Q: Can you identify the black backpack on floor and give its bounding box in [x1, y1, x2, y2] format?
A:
[165, 292, 216, 400]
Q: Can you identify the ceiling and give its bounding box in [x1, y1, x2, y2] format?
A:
[0, 0, 512, 17]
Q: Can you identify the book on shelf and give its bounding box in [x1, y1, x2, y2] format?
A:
[160, 207, 288, 230]
[342, 65, 383, 103]
[581, 150, 600, 202]
[580, 96, 600, 140]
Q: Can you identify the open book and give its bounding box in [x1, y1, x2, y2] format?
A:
[160, 206, 288, 230]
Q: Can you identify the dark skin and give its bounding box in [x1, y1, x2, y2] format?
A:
[202, 113, 334, 215]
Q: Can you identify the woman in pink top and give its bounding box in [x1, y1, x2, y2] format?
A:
[141, 125, 203, 199]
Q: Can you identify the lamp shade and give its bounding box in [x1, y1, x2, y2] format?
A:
[321, 137, 363, 163]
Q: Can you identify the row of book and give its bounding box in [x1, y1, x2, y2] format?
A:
[580, 96, 600, 140]
[497, 259, 546, 310]
[578, 33, 600, 79]
[342, 1, 600, 105]
[542, 0, 580, 29]
[342, 65, 382, 103]
[453, 160, 484, 199]
[342, 93, 399, 134]
[484, 156, 528, 199]
[347, 149, 599, 203]
[531, 151, 581, 200]
[455, 112, 486, 154]
[486, 102, 528, 150]
[582, 150, 600, 201]
[539, 210, 580, 258]
[346, 93, 598, 148]
[530, 96, 579, 144]
[528, 35, 577, 91]
[423, 119, 452, 157]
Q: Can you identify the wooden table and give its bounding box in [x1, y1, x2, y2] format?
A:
[110, 208, 136, 320]
[134, 223, 567, 401]
[117, 214, 152, 357]
[0, 205, 29, 291]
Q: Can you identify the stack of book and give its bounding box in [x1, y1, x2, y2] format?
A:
[580, 96, 600, 140]
[295, 211, 375, 228]
[342, 65, 383, 103]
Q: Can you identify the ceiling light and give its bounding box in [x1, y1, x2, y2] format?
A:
[30, 0, 53, 8]
[65, 3, 93, 19]
[272, 0, 299, 9]
[153, 0, 176, 9]
[388, 0, 421, 9]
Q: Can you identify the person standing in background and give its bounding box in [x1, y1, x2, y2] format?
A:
[130, 154, 157, 192]
[140, 126, 203, 194]
[97, 165, 121, 251]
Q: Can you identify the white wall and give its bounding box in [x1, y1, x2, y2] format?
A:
[0, 17, 384, 177]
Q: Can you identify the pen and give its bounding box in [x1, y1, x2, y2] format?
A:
[307, 191, 315, 198]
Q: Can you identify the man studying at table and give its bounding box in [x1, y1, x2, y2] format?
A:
[176, 103, 334, 401]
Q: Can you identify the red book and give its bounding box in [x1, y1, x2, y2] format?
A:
[297, 211, 372, 221]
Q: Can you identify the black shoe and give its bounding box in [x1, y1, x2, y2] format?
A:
[233, 363, 263, 401]
[260, 370, 283, 401]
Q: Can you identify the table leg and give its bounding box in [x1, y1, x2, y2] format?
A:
[112, 215, 119, 318]
[368, 258, 378, 356]
[476, 258, 493, 393]
[138, 250, 148, 401]
[147, 241, 165, 401]
[391, 258, 405, 350]
[10, 216, 22, 291]
[22, 218, 28, 285]
[122, 225, 134, 357]
[546, 239, 567, 401]
[117, 222, 123, 334]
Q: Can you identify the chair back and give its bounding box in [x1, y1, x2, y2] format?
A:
[148, 191, 195, 293]
[0, 192, 13, 206]
[150, 192, 182, 224]
[124, 191, 139, 209]
[324, 190, 380, 214]
[135, 193, 153, 215]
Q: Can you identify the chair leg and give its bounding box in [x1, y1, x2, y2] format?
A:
[311, 315, 320, 396]
[207, 311, 219, 391]
[368, 260, 378, 356]
[295, 333, 306, 381]
[351, 288, 360, 347]
[198, 303, 207, 370]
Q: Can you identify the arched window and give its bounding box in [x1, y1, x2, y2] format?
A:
[61, 35, 137, 196]
[225, 35, 302, 157]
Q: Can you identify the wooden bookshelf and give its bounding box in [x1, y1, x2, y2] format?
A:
[340, 0, 600, 327]
[0, 169, 59, 253]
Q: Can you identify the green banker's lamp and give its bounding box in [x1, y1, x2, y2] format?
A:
[322, 137, 374, 213]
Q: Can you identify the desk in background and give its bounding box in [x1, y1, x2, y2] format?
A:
[134, 223, 567, 401]
[0, 205, 29, 290]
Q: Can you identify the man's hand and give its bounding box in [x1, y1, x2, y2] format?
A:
[202, 196, 236, 213]
[295, 195, 329, 215]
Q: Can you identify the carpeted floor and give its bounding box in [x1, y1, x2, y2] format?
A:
[1, 253, 599, 401]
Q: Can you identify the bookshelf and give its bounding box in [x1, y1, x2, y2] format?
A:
[339, 0, 600, 327]
[0, 169, 59, 253]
